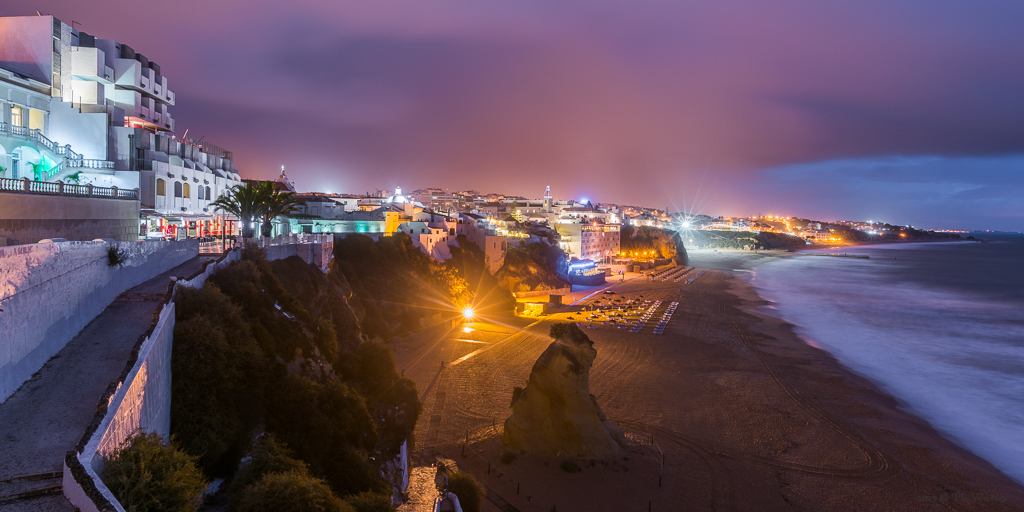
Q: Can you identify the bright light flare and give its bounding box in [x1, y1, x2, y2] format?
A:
[462, 306, 475, 321]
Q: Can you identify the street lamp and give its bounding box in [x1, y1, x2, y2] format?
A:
[462, 306, 475, 321]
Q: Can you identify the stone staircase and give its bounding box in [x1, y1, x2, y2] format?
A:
[0, 472, 63, 506]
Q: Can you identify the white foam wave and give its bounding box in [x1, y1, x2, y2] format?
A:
[748, 256, 1024, 484]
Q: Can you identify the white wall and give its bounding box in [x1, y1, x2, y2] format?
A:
[63, 240, 334, 511]
[47, 97, 109, 160]
[0, 239, 198, 403]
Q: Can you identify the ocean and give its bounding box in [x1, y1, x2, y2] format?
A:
[746, 234, 1024, 485]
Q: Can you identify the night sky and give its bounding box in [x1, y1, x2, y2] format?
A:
[10, 1, 1024, 230]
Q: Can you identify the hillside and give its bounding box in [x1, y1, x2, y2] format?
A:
[620, 226, 688, 262]
[170, 239, 508, 506]
[494, 242, 571, 293]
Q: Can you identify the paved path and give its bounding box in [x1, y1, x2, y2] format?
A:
[0, 256, 214, 510]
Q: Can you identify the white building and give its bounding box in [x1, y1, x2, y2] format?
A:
[0, 15, 245, 240]
[398, 221, 453, 261]
[555, 221, 621, 263]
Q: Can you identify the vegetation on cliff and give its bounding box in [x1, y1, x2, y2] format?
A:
[331, 233, 474, 339]
[494, 242, 570, 293]
[171, 245, 423, 505]
[619, 226, 687, 261]
[101, 432, 207, 512]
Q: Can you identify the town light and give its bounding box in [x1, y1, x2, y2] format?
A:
[462, 306, 475, 321]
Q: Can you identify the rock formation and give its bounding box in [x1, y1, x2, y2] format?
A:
[503, 323, 627, 457]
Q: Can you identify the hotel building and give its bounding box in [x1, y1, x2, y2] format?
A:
[0, 15, 243, 241]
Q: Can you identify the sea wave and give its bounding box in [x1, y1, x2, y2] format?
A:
[747, 254, 1024, 485]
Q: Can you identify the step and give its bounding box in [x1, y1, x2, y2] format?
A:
[0, 472, 63, 505]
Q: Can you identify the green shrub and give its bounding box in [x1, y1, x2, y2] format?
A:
[102, 432, 207, 512]
[107, 246, 128, 268]
[236, 470, 353, 512]
[345, 491, 394, 512]
[228, 435, 308, 509]
[265, 377, 385, 496]
[446, 472, 485, 512]
[171, 284, 270, 475]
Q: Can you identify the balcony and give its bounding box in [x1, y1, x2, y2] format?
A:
[0, 177, 138, 200]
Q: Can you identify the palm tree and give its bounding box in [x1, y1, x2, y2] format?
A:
[209, 181, 272, 238]
[259, 188, 302, 238]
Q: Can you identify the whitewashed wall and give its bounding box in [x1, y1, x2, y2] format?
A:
[0, 239, 198, 403]
[63, 241, 333, 511]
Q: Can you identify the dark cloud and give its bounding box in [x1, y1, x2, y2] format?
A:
[10, 0, 1024, 228]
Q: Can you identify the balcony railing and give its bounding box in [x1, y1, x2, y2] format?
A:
[66, 159, 116, 170]
[2, 121, 116, 174]
[0, 177, 138, 200]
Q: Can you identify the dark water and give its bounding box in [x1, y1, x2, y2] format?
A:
[748, 234, 1024, 484]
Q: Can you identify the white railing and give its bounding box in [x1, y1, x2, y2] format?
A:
[0, 177, 138, 200]
[1, 122, 114, 175]
[66, 159, 116, 170]
[257, 233, 334, 247]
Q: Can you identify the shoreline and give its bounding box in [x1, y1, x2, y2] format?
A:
[709, 251, 1024, 498]
[393, 250, 1024, 511]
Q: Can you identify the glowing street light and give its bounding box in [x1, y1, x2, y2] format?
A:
[462, 306, 475, 321]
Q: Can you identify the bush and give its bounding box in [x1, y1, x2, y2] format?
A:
[345, 491, 394, 512]
[228, 435, 308, 509]
[265, 377, 385, 497]
[446, 472, 485, 512]
[236, 470, 353, 512]
[560, 459, 581, 473]
[107, 246, 128, 268]
[102, 432, 207, 512]
[171, 284, 270, 475]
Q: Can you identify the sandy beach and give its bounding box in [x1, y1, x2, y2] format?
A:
[392, 249, 1024, 511]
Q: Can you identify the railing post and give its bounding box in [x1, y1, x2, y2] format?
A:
[111, 186, 118, 198]
[86, 183, 94, 197]
[58, 180, 64, 195]
[22, 177, 30, 192]
[133, 188, 140, 200]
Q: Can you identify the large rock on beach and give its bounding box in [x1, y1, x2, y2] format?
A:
[503, 323, 627, 457]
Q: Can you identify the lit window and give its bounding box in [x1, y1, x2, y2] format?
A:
[11, 105, 23, 127]
[156, 178, 166, 196]
[183, 183, 190, 198]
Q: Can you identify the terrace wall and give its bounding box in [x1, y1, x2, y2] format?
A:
[0, 239, 198, 403]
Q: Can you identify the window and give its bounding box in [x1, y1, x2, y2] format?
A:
[11, 105, 23, 127]
[183, 183, 190, 198]
[205, 186, 211, 199]
[28, 109, 44, 131]
[156, 178, 166, 196]
[197, 186, 204, 200]
[174, 181, 182, 198]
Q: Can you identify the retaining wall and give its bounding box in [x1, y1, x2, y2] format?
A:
[0, 239, 198, 403]
[0, 191, 140, 244]
[63, 242, 331, 511]
[264, 241, 333, 271]
[513, 286, 572, 299]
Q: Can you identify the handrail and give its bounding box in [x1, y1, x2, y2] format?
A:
[0, 122, 112, 173]
[66, 158, 116, 170]
[0, 177, 138, 200]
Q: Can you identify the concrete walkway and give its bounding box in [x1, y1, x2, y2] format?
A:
[0, 256, 214, 510]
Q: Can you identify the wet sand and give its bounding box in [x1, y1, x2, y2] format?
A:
[392, 251, 1024, 511]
